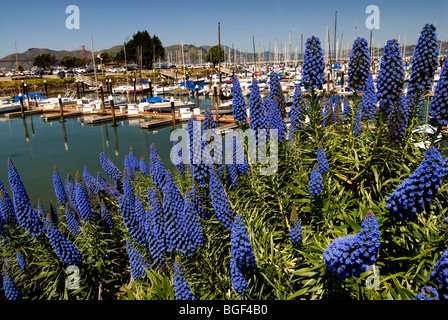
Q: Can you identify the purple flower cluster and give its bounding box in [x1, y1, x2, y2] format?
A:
[0, 179, 16, 225]
[99, 152, 122, 181]
[2, 263, 22, 300]
[118, 171, 147, 246]
[8, 158, 44, 238]
[209, 166, 235, 232]
[139, 157, 149, 176]
[289, 207, 302, 246]
[53, 165, 67, 205]
[191, 180, 212, 220]
[430, 58, 448, 126]
[230, 213, 256, 297]
[44, 210, 83, 266]
[232, 77, 248, 125]
[146, 188, 167, 271]
[267, 96, 285, 142]
[150, 143, 167, 191]
[428, 247, 448, 299]
[74, 171, 93, 222]
[124, 155, 136, 180]
[96, 172, 120, 197]
[65, 202, 82, 236]
[249, 80, 269, 139]
[415, 286, 439, 300]
[289, 83, 306, 143]
[322, 98, 334, 128]
[16, 251, 26, 270]
[347, 37, 371, 93]
[302, 36, 325, 90]
[100, 200, 113, 232]
[385, 146, 446, 220]
[268, 72, 287, 118]
[82, 166, 100, 195]
[187, 116, 209, 188]
[128, 146, 140, 172]
[377, 40, 405, 113]
[407, 24, 439, 108]
[125, 238, 151, 281]
[309, 163, 323, 197]
[173, 256, 196, 300]
[323, 211, 380, 279]
[173, 141, 185, 174]
[387, 95, 408, 146]
[361, 73, 377, 120]
[317, 144, 329, 174]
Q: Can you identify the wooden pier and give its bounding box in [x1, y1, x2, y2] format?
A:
[216, 123, 239, 134]
[85, 114, 128, 125]
[42, 111, 83, 121]
[4, 109, 43, 119]
[140, 118, 179, 129]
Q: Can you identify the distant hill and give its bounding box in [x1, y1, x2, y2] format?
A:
[1, 41, 446, 71]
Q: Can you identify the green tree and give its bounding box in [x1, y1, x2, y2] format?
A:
[33, 53, 56, 69]
[95, 52, 112, 64]
[205, 46, 225, 68]
[116, 30, 165, 69]
[59, 56, 84, 68]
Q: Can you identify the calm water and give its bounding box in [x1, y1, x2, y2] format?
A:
[0, 94, 220, 208]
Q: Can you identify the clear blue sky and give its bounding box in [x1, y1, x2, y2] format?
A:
[0, 0, 446, 58]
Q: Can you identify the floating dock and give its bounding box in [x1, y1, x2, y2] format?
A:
[140, 118, 179, 129]
[42, 111, 84, 121]
[85, 114, 128, 124]
[4, 109, 43, 119]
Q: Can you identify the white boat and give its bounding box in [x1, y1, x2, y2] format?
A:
[112, 85, 134, 94]
[38, 91, 78, 109]
[154, 85, 176, 94]
[137, 96, 195, 113]
[0, 102, 21, 114]
[207, 101, 233, 115]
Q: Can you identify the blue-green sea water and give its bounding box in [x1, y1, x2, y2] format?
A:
[0, 94, 219, 209]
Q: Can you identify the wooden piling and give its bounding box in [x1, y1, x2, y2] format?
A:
[19, 94, 24, 118]
[58, 94, 65, 122]
[24, 83, 30, 107]
[195, 85, 199, 108]
[100, 84, 105, 113]
[44, 80, 48, 98]
[109, 79, 113, 94]
[214, 86, 219, 124]
[149, 80, 153, 97]
[170, 98, 176, 130]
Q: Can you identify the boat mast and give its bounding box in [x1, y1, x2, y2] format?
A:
[15, 42, 21, 94]
[124, 41, 128, 87]
[91, 37, 99, 99]
[218, 22, 221, 91]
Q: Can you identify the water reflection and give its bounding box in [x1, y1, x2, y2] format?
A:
[30, 116, 35, 136]
[113, 125, 119, 156]
[21, 117, 34, 159]
[61, 121, 68, 151]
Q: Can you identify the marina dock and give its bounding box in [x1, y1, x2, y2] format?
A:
[140, 118, 179, 129]
[42, 111, 84, 121]
[5, 109, 43, 119]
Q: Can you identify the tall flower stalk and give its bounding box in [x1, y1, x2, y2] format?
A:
[323, 211, 380, 279]
[347, 37, 371, 93]
[232, 77, 248, 125]
[302, 36, 325, 91]
[385, 146, 447, 220]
